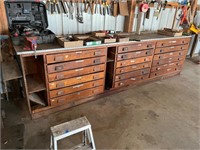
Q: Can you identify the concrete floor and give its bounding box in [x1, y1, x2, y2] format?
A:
[1, 59, 200, 149]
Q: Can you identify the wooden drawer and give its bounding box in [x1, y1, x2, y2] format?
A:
[118, 42, 155, 53]
[47, 56, 106, 73]
[155, 45, 188, 54]
[50, 86, 104, 106]
[116, 62, 151, 75]
[150, 66, 182, 78]
[48, 64, 105, 82]
[115, 68, 150, 81]
[46, 48, 106, 64]
[156, 38, 190, 48]
[117, 49, 154, 61]
[153, 50, 187, 60]
[151, 61, 184, 72]
[114, 74, 149, 88]
[152, 56, 185, 66]
[49, 79, 104, 98]
[116, 56, 153, 68]
[49, 72, 104, 90]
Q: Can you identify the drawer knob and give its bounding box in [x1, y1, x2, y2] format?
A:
[119, 82, 124, 86]
[57, 90, 64, 95]
[93, 59, 101, 64]
[160, 50, 163, 52]
[147, 44, 152, 48]
[179, 52, 182, 55]
[55, 65, 64, 71]
[122, 47, 128, 51]
[120, 69, 124, 73]
[156, 68, 160, 70]
[141, 77, 144, 80]
[146, 51, 150, 55]
[141, 71, 145, 74]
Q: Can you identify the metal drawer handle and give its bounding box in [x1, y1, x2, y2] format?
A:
[131, 78, 136, 80]
[93, 67, 100, 72]
[57, 90, 64, 95]
[132, 66, 137, 68]
[136, 51, 141, 54]
[169, 58, 172, 60]
[169, 53, 173, 55]
[76, 77, 82, 80]
[76, 60, 84, 63]
[160, 50, 163, 52]
[54, 56, 64, 61]
[156, 68, 160, 70]
[76, 51, 82, 54]
[169, 63, 174, 66]
[131, 60, 135, 63]
[141, 71, 145, 74]
[75, 68, 84, 72]
[138, 44, 142, 46]
[56, 74, 64, 80]
[169, 41, 176, 43]
[93, 82, 99, 86]
[120, 69, 124, 73]
[73, 84, 84, 88]
[179, 52, 183, 55]
[119, 82, 124, 86]
[93, 59, 101, 64]
[56, 82, 65, 88]
[167, 68, 171, 71]
[94, 51, 101, 55]
[55, 65, 63, 71]
[122, 47, 128, 51]
[147, 44, 152, 48]
[170, 46, 175, 49]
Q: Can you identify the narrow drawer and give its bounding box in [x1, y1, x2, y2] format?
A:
[152, 56, 185, 66]
[46, 48, 106, 64]
[47, 56, 106, 73]
[150, 66, 182, 78]
[116, 62, 151, 75]
[114, 74, 149, 88]
[115, 68, 150, 81]
[155, 45, 188, 54]
[49, 79, 104, 98]
[151, 61, 184, 72]
[49, 72, 104, 90]
[50, 86, 104, 106]
[118, 42, 155, 53]
[48, 64, 105, 82]
[117, 49, 154, 61]
[153, 50, 187, 60]
[116, 56, 153, 68]
[156, 38, 190, 48]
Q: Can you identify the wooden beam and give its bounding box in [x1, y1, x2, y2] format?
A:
[124, 0, 136, 33]
[190, 0, 198, 23]
[0, 1, 9, 34]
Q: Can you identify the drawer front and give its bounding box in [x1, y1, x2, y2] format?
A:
[116, 56, 153, 68]
[152, 56, 185, 66]
[118, 42, 155, 53]
[116, 62, 151, 75]
[151, 61, 184, 72]
[49, 72, 104, 90]
[46, 48, 106, 64]
[50, 86, 104, 106]
[153, 50, 187, 60]
[49, 79, 104, 98]
[150, 66, 182, 78]
[115, 68, 150, 81]
[48, 64, 105, 82]
[117, 49, 154, 61]
[47, 56, 106, 73]
[156, 38, 190, 47]
[155, 45, 188, 54]
[114, 74, 149, 88]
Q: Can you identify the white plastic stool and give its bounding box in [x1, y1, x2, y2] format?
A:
[50, 116, 96, 150]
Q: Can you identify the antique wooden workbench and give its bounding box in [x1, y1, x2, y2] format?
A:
[14, 33, 191, 119]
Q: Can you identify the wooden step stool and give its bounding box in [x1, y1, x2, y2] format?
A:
[50, 116, 96, 150]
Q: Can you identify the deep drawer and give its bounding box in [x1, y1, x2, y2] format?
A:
[151, 61, 184, 72]
[116, 62, 151, 75]
[116, 56, 153, 68]
[50, 86, 104, 106]
[114, 74, 149, 88]
[49, 72, 104, 90]
[117, 49, 154, 61]
[47, 56, 106, 73]
[46, 48, 106, 64]
[150, 66, 182, 78]
[153, 50, 187, 60]
[115, 68, 150, 81]
[155, 45, 188, 54]
[152, 56, 185, 66]
[118, 42, 155, 53]
[156, 38, 190, 48]
[48, 64, 105, 82]
[49, 79, 104, 98]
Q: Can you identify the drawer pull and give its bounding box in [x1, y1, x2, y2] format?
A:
[169, 53, 173, 55]
[132, 66, 137, 68]
[169, 58, 172, 60]
[167, 68, 171, 71]
[120, 69, 124, 73]
[93, 75, 100, 79]
[93, 82, 99, 86]
[75, 68, 84, 72]
[56, 82, 65, 88]
[136, 51, 141, 54]
[73, 84, 84, 88]
[170, 46, 175, 49]
[55, 65, 64, 71]
[54, 56, 64, 61]
[122, 47, 128, 51]
[121, 55, 127, 59]
[119, 82, 124, 86]
[182, 41, 185, 43]
[93, 59, 101, 64]
[56, 74, 64, 80]
[144, 58, 147, 61]
[93, 67, 100, 72]
[141, 71, 145, 74]
[179, 52, 183, 55]
[131, 60, 135, 63]
[169, 41, 176, 43]
[141, 77, 144, 80]
[160, 50, 163, 52]
[57, 90, 64, 95]
[94, 51, 101, 56]
[76, 51, 82, 54]
[138, 44, 142, 46]
[163, 64, 167, 67]
[147, 44, 152, 48]
[131, 78, 136, 80]
[76, 77, 82, 80]
[169, 63, 174, 66]
[146, 51, 150, 55]
[76, 60, 84, 63]
[156, 68, 160, 70]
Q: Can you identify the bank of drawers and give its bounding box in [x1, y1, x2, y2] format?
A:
[46, 48, 107, 106]
[114, 42, 155, 88]
[150, 38, 190, 78]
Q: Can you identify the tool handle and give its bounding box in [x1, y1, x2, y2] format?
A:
[56, 3, 60, 13]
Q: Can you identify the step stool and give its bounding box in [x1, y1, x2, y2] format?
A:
[50, 116, 96, 150]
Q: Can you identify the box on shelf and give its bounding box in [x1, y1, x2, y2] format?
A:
[57, 36, 83, 48]
[74, 35, 102, 46]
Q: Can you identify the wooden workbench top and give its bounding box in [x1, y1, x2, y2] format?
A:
[13, 33, 191, 56]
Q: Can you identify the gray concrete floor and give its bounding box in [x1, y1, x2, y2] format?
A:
[1, 59, 200, 149]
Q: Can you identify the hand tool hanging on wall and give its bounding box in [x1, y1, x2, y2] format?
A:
[55, 0, 60, 14]
[50, 0, 54, 14]
[76, 0, 84, 23]
[67, 0, 74, 19]
[46, 0, 51, 11]
[99, 0, 102, 15]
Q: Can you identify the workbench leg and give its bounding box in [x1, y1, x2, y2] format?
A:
[53, 138, 57, 150]
[88, 127, 96, 150]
